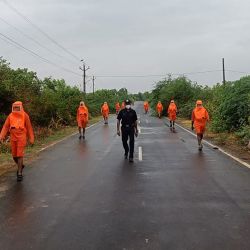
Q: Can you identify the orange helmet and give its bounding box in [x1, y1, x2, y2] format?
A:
[196, 100, 203, 105]
[12, 101, 24, 112]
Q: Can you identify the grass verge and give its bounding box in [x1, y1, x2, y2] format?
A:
[0, 116, 101, 176]
[176, 117, 250, 165]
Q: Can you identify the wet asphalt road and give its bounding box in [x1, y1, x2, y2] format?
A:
[0, 101, 250, 250]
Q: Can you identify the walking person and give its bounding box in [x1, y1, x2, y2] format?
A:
[117, 100, 138, 162]
[115, 102, 120, 115]
[143, 101, 149, 114]
[77, 101, 89, 139]
[156, 101, 163, 118]
[101, 102, 110, 124]
[191, 100, 210, 151]
[0, 101, 34, 181]
[121, 101, 125, 110]
[167, 100, 178, 130]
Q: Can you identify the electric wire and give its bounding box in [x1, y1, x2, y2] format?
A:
[0, 32, 81, 76]
[0, 16, 78, 65]
[3, 0, 80, 62]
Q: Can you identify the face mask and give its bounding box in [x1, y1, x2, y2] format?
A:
[126, 105, 131, 109]
[13, 106, 21, 112]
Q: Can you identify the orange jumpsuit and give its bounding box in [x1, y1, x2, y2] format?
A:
[156, 102, 163, 115]
[77, 105, 89, 128]
[144, 101, 149, 112]
[121, 102, 125, 109]
[101, 103, 109, 118]
[192, 107, 209, 134]
[168, 103, 177, 121]
[115, 103, 120, 114]
[0, 101, 34, 157]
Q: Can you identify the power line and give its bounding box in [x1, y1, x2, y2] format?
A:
[227, 69, 250, 74]
[0, 32, 81, 76]
[3, 0, 80, 62]
[179, 70, 222, 75]
[95, 70, 223, 78]
[0, 16, 78, 65]
[95, 69, 250, 79]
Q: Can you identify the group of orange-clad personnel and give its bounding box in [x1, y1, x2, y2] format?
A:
[144, 99, 209, 151]
[0, 99, 209, 181]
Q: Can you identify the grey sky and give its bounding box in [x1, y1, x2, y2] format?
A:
[1, 0, 250, 93]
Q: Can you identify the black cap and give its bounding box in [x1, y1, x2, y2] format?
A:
[125, 99, 131, 105]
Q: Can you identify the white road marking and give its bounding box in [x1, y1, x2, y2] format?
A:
[139, 146, 143, 161]
[174, 122, 250, 169]
[138, 122, 141, 134]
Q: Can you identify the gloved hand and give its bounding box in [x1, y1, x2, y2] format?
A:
[191, 125, 194, 131]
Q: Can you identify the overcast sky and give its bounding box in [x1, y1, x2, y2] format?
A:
[1, 0, 250, 93]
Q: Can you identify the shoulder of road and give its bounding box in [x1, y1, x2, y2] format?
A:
[0, 116, 101, 176]
[176, 117, 250, 166]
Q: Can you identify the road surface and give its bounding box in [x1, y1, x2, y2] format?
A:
[0, 101, 250, 250]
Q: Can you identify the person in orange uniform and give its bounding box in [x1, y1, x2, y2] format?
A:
[77, 101, 89, 140]
[115, 102, 121, 115]
[156, 101, 163, 118]
[101, 102, 110, 124]
[191, 100, 210, 151]
[0, 101, 34, 181]
[167, 100, 178, 129]
[144, 101, 149, 114]
[121, 101, 125, 110]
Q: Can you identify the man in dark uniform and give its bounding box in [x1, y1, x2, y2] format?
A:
[117, 100, 138, 162]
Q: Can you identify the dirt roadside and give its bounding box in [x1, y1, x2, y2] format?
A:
[176, 118, 250, 165]
[0, 117, 101, 177]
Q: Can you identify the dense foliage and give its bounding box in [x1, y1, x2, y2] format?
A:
[148, 75, 250, 144]
[0, 58, 133, 128]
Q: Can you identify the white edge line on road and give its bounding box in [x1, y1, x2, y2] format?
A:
[174, 121, 250, 169]
[38, 121, 101, 153]
[139, 146, 143, 161]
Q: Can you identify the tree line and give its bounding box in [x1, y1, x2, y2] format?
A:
[146, 75, 250, 145]
[1, 58, 249, 145]
[0, 58, 133, 129]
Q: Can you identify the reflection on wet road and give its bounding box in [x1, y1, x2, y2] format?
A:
[0, 102, 250, 250]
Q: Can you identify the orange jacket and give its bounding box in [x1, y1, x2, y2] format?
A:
[156, 103, 163, 112]
[168, 103, 177, 114]
[192, 107, 209, 127]
[121, 102, 125, 109]
[115, 103, 120, 112]
[144, 101, 149, 110]
[77, 105, 89, 123]
[0, 102, 34, 145]
[101, 103, 109, 116]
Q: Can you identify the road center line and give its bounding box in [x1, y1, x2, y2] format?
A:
[138, 122, 141, 134]
[139, 146, 143, 161]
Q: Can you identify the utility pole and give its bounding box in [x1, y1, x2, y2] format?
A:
[79, 59, 90, 93]
[92, 76, 96, 95]
[222, 58, 226, 85]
